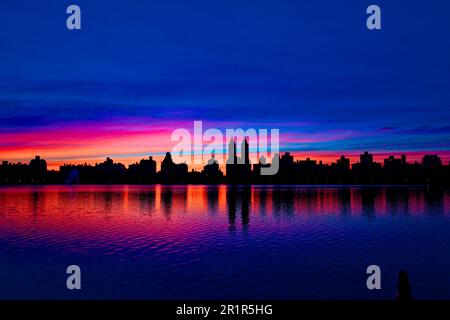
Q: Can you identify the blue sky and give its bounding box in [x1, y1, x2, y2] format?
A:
[0, 0, 449, 165]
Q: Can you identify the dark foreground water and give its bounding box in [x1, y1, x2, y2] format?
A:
[0, 185, 449, 300]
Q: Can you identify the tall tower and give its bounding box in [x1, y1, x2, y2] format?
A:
[360, 151, 373, 168]
[244, 137, 250, 164]
[226, 138, 237, 179]
[241, 137, 250, 164]
[227, 138, 237, 164]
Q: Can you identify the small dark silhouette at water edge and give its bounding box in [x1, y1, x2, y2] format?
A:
[396, 270, 413, 301]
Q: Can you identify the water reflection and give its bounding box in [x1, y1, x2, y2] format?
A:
[361, 188, 376, 218]
[0, 185, 449, 300]
[226, 187, 237, 232]
[337, 188, 351, 216]
[0, 185, 448, 230]
[0, 186, 449, 221]
[206, 187, 219, 216]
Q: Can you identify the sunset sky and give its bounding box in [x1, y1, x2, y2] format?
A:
[1, 0, 449, 170]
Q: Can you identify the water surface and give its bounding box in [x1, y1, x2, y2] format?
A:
[0, 185, 449, 299]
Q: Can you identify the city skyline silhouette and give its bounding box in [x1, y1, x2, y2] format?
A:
[1, 145, 448, 185]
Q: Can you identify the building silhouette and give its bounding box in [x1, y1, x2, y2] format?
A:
[360, 151, 374, 168]
[29, 155, 47, 183]
[422, 155, 442, 169]
[336, 155, 350, 171]
[0, 151, 449, 185]
[351, 151, 382, 182]
[253, 156, 271, 177]
[226, 137, 252, 182]
[384, 155, 403, 170]
[160, 152, 188, 182]
[202, 155, 223, 182]
[95, 157, 127, 183]
[128, 156, 157, 183]
[277, 152, 294, 182]
[0, 160, 29, 184]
